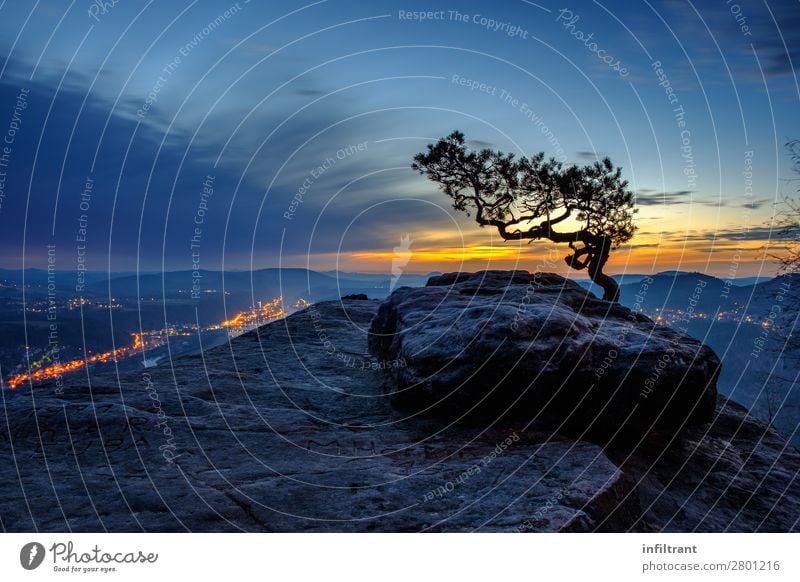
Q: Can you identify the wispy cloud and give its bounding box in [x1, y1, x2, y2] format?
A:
[635, 190, 693, 206]
[643, 226, 779, 243]
[575, 150, 607, 160]
[741, 198, 775, 210]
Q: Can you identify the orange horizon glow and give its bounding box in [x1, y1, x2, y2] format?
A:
[343, 238, 776, 278]
[336, 199, 783, 277]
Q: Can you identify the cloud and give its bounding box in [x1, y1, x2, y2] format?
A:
[634, 190, 732, 208]
[741, 198, 774, 210]
[752, 8, 800, 76]
[634, 226, 783, 247]
[656, 227, 779, 243]
[689, 0, 800, 78]
[635, 190, 694, 206]
[713, 227, 780, 241]
[467, 139, 494, 149]
[294, 87, 326, 97]
[618, 243, 661, 250]
[575, 150, 606, 160]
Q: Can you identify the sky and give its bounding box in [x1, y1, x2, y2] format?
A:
[0, 0, 798, 279]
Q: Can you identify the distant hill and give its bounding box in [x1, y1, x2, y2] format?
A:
[617, 271, 799, 318]
[0, 267, 780, 304]
[84, 268, 398, 302]
[73, 268, 448, 301]
[0, 268, 145, 290]
[728, 276, 774, 286]
[321, 270, 441, 289]
[573, 271, 797, 319]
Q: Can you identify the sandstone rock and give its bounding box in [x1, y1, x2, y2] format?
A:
[0, 288, 796, 532]
[615, 397, 800, 532]
[369, 270, 719, 441]
[0, 300, 630, 532]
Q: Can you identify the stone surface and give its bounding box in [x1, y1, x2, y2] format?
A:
[615, 398, 800, 532]
[369, 270, 720, 440]
[0, 289, 797, 532]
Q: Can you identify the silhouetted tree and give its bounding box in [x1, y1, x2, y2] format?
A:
[770, 139, 800, 360]
[759, 140, 800, 435]
[773, 139, 800, 274]
[413, 131, 636, 301]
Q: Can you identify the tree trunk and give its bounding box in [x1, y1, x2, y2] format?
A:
[587, 236, 619, 302]
[588, 266, 620, 302]
[491, 219, 621, 302]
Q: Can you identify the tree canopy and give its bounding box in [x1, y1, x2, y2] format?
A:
[413, 131, 636, 301]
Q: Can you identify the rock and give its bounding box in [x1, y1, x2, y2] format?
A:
[0, 299, 630, 532]
[341, 293, 369, 300]
[0, 285, 796, 532]
[368, 270, 719, 441]
[609, 397, 800, 532]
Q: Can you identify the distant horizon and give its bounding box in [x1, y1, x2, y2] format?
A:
[0, 264, 783, 280]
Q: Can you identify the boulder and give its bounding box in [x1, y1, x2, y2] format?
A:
[368, 270, 720, 440]
[341, 293, 369, 301]
[0, 299, 635, 533]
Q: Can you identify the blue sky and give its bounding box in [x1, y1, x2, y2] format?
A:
[0, 0, 798, 276]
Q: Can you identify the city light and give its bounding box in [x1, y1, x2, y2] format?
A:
[5, 295, 298, 390]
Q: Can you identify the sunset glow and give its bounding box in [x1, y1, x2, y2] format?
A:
[340, 237, 774, 277]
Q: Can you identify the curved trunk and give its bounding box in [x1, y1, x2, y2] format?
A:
[488, 215, 621, 302]
[588, 266, 620, 302]
[587, 236, 619, 302]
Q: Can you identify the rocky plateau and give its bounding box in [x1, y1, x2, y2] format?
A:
[1, 272, 797, 532]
